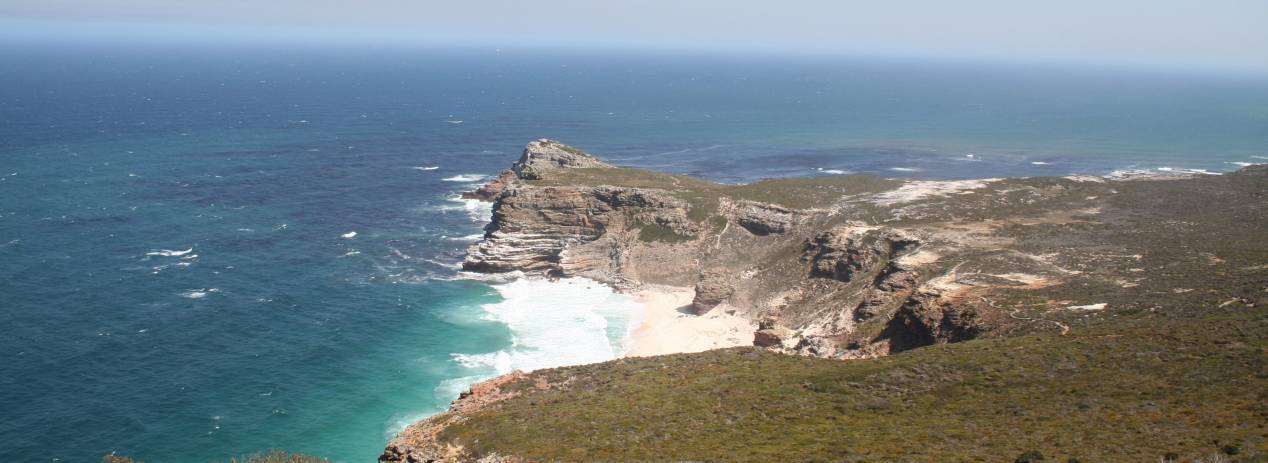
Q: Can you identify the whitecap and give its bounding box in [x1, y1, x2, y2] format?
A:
[1226, 161, 1256, 167]
[146, 247, 193, 257]
[441, 174, 487, 182]
[1031, 161, 1051, 165]
[446, 234, 484, 242]
[889, 167, 920, 172]
[444, 120, 464, 124]
[181, 288, 219, 299]
[412, 166, 440, 171]
[341, 231, 357, 239]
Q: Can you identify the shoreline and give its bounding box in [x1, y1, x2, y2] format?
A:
[623, 285, 756, 358]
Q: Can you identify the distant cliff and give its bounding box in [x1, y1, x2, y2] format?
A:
[384, 140, 1268, 462]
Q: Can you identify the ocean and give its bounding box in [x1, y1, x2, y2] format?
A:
[1, 43, 1265, 462]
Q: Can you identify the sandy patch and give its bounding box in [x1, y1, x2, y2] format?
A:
[625, 286, 757, 357]
[1066, 303, 1107, 311]
[870, 179, 999, 205]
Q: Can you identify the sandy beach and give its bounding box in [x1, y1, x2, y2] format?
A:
[624, 285, 757, 357]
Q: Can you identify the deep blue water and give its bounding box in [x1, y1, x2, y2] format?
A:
[1, 43, 1266, 462]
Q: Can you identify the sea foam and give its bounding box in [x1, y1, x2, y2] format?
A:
[441, 174, 487, 182]
[436, 196, 494, 223]
[438, 277, 642, 400]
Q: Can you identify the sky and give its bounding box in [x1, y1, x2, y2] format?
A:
[2, 0, 1267, 73]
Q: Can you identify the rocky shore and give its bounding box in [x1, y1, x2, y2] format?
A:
[383, 140, 1268, 462]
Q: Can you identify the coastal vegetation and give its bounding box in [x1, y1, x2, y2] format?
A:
[432, 305, 1268, 461]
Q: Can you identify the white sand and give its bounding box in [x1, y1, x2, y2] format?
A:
[624, 286, 757, 357]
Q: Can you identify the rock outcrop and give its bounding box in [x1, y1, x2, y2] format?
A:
[512, 138, 613, 179]
[690, 269, 733, 314]
[804, 226, 920, 282]
[461, 169, 516, 201]
[380, 372, 538, 463]
[734, 201, 797, 235]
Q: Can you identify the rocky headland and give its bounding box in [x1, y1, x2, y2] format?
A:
[384, 140, 1267, 462]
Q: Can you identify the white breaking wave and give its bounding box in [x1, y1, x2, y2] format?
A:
[1031, 161, 1051, 165]
[889, 167, 920, 172]
[442, 174, 487, 182]
[1105, 167, 1222, 179]
[815, 167, 848, 175]
[413, 166, 440, 171]
[438, 277, 642, 400]
[1226, 161, 1257, 167]
[446, 234, 485, 242]
[438, 196, 494, 223]
[448, 270, 526, 284]
[341, 231, 357, 239]
[146, 247, 193, 257]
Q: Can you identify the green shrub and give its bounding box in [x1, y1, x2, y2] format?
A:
[1015, 450, 1045, 462]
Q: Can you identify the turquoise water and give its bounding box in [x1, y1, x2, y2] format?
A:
[1, 43, 1266, 462]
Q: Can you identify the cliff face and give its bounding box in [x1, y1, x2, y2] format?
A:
[459, 140, 1204, 357]
[385, 140, 1268, 462]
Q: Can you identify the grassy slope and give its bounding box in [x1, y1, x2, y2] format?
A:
[440, 307, 1268, 462]
[528, 167, 903, 210]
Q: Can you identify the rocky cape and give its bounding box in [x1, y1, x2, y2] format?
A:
[384, 140, 1267, 462]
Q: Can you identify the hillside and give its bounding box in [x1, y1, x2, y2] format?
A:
[385, 311, 1267, 462]
[384, 140, 1267, 462]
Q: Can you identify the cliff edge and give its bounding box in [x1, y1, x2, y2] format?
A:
[385, 141, 1268, 462]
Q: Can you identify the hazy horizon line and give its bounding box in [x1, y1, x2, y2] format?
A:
[3, 18, 1266, 79]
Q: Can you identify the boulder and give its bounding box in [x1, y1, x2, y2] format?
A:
[753, 326, 793, 348]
